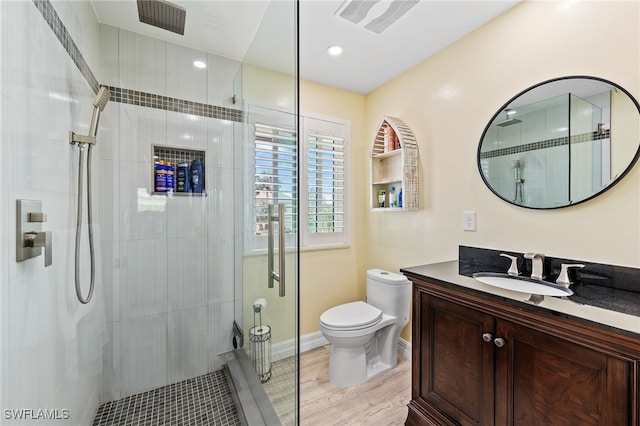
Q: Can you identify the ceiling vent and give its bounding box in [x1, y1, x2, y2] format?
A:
[137, 0, 186, 35]
[336, 0, 419, 34]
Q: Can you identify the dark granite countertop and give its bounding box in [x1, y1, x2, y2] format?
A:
[401, 260, 640, 337]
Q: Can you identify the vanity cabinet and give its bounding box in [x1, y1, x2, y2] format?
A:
[370, 116, 419, 211]
[406, 276, 640, 426]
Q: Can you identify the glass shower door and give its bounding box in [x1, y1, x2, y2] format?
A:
[231, 1, 299, 425]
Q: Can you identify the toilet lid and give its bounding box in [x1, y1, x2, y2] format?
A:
[320, 301, 382, 329]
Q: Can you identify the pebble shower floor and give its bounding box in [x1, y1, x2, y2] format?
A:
[92, 370, 242, 426]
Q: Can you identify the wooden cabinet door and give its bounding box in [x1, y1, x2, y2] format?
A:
[415, 292, 495, 426]
[495, 320, 632, 426]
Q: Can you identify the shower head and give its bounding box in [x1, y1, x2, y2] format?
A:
[496, 108, 522, 127]
[137, 0, 186, 35]
[93, 86, 111, 111]
[496, 118, 522, 127]
[88, 86, 112, 139]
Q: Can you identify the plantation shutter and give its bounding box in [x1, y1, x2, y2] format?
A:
[307, 132, 345, 234]
[253, 122, 298, 237]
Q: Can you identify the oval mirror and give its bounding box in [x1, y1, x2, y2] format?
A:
[478, 76, 640, 209]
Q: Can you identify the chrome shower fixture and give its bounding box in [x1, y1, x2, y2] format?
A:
[70, 86, 112, 145]
[496, 108, 522, 127]
[68, 86, 111, 304]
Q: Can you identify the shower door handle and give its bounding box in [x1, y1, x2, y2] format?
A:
[267, 204, 286, 297]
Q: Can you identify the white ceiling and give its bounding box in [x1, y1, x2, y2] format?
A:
[91, 0, 521, 95]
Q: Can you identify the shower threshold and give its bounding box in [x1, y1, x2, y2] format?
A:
[221, 349, 282, 426]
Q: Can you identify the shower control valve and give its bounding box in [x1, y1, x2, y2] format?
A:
[24, 231, 52, 267]
[16, 199, 53, 268]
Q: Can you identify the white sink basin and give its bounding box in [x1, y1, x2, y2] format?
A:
[472, 273, 573, 297]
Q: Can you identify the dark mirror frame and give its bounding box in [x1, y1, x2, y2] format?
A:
[477, 75, 640, 209]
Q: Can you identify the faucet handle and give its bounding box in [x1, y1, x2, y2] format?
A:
[499, 253, 519, 276]
[556, 263, 585, 287]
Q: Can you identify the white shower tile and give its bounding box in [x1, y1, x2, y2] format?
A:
[96, 159, 120, 243]
[137, 107, 167, 162]
[5, 275, 41, 415]
[208, 234, 235, 305]
[207, 117, 235, 168]
[207, 53, 241, 108]
[167, 237, 207, 311]
[100, 24, 121, 87]
[119, 30, 167, 95]
[168, 307, 208, 384]
[118, 104, 139, 165]
[166, 196, 208, 239]
[208, 167, 235, 236]
[166, 44, 208, 104]
[119, 239, 167, 320]
[165, 110, 207, 150]
[119, 314, 168, 397]
[135, 161, 167, 240]
[101, 241, 120, 323]
[100, 321, 121, 403]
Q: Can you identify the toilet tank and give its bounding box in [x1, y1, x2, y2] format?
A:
[366, 269, 411, 320]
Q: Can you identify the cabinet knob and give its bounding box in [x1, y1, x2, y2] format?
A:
[494, 337, 506, 348]
[482, 333, 493, 343]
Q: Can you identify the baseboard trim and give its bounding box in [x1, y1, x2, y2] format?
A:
[398, 337, 411, 360]
[271, 332, 411, 361]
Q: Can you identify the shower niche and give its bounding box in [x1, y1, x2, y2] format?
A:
[153, 145, 206, 195]
[370, 116, 419, 211]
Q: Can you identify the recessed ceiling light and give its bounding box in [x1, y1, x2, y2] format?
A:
[193, 60, 207, 69]
[327, 45, 343, 56]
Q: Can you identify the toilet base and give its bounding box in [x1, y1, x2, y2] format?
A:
[327, 347, 395, 388]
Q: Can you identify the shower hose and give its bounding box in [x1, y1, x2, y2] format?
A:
[74, 143, 95, 304]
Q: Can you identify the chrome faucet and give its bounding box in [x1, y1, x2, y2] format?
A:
[500, 253, 519, 276]
[524, 252, 545, 280]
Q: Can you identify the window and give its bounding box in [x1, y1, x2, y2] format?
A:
[247, 105, 349, 252]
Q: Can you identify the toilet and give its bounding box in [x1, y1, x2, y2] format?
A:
[319, 269, 412, 387]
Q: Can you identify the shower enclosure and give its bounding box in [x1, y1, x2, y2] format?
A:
[0, 0, 298, 425]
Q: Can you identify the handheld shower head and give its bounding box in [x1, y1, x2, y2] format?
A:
[88, 86, 111, 139]
[93, 86, 111, 111]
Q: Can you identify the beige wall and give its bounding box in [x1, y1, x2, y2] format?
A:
[246, 0, 640, 344]
[365, 0, 640, 341]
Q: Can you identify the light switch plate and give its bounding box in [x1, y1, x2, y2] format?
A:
[463, 211, 476, 231]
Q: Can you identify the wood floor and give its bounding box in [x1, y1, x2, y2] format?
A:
[299, 345, 411, 426]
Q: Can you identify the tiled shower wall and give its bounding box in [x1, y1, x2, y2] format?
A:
[98, 25, 242, 401]
[0, 1, 105, 424]
[1, 1, 243, 423]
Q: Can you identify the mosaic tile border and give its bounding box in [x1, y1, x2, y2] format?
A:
[480, 129, 611, 159]
[32, 0, 100, 93]
[33, 0, 244, 122]
[105, 86, 244, 122]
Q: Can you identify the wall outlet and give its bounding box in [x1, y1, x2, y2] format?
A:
[463, 211, 476, 231]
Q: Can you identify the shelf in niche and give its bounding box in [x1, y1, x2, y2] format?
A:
[151, 191, 207, 197]
[370, 116, 419, 211]
[153, 144, 206, 195]
[372, 148, 403, 159]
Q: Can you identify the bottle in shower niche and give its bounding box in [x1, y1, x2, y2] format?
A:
[398, 187, 403, 208]
[166, 161, 175, 192]
[389, 186, 398, 207]
[176, 162, 190, 192]
[190, 159, 204, 193]
[155, 160, 168, 192]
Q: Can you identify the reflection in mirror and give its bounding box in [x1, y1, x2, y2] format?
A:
[478, 76, 640, 209]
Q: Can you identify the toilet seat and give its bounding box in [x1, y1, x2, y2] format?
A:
[320, 301, 382, 330]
